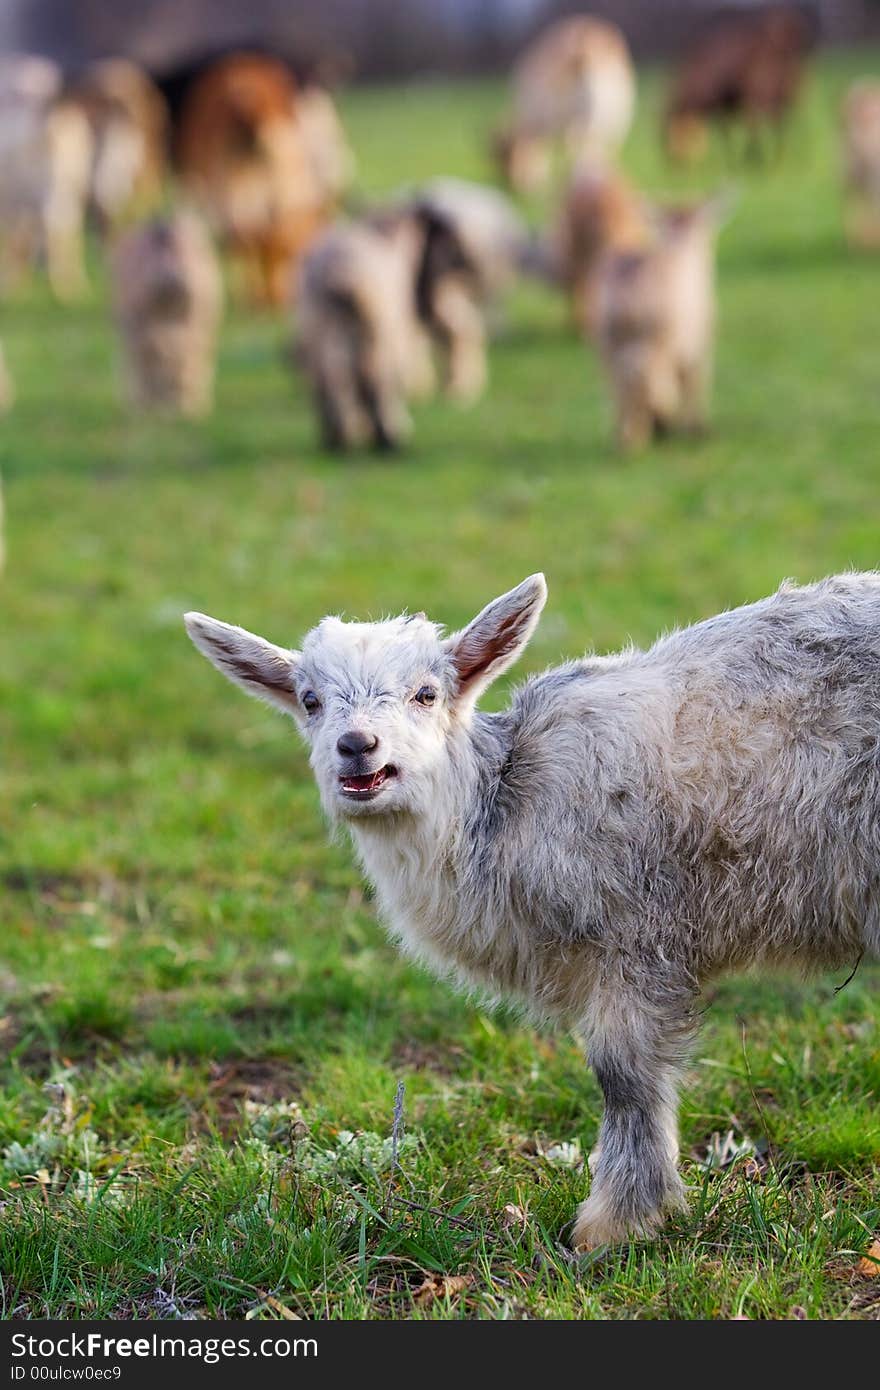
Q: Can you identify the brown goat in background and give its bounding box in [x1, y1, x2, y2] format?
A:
[665, 5, 813, 163]
[177, 53, 351, 306]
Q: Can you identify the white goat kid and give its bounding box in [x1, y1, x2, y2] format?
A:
[185, 572, 880, 1248]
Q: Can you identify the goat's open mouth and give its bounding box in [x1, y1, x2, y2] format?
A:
[339, 766, 397, 799]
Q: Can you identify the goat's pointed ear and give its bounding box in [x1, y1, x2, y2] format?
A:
[184, 612, 302, 719]
[445, 574, 547, 708]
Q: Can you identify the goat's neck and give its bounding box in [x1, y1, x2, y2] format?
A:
[347, 714, 508, 972]
[350, 719, 486, 887]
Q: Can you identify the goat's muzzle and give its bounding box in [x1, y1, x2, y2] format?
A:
[338, 764, 398, 800]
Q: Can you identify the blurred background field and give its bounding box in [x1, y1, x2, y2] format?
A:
[1, 40, 880, 1318]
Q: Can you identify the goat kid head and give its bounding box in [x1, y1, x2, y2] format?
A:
[184, 574, 547, 820]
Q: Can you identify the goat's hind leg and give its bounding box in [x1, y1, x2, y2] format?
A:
[613, 376, 653, 453]
[573, 987, 694, 1250]
[356, 355, 410, 452]
[314, 352, 368, 452]
[676, 347, 713, 438]
[432, 281, 487, 404]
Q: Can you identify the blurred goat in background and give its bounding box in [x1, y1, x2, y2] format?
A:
[841, 80, 880, 249]
[65, 59, 168, 236]
[112, 213, 223, 417]
[554, 161, 650, 335]
[0, 53, 168, 299]
[664, 4, 813, 163]
[494, 15, 635, 194]
[295, 84, 354, 218]
[176, 53, 352, 306]
[414, 179, 530, 401]
[296, 214, 432, 452]
[595, 196, 731, 452]
[296, 179, 529, 450]
[0, 54, 92, 300]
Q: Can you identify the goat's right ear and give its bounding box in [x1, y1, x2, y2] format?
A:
[184, 612, 302, 719]
[444, 574, 547, 709]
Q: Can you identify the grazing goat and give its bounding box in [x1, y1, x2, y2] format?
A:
[665, 5, 813, 163]
[594, 196, 730, 451]
[295, 180, 527, 448]
[112, 213, 223, 417]
[495, 16, 635, 194]
[841, 80, 880, 250]
[186, 570, 880, 1248]
[0, 54, 92, 300]
[177, 54, 351, 306]
[554, 161, 650, 334]
[66, 58, 168, 235]
[295, 216, 432, 451]
[414, 179, 530, 401]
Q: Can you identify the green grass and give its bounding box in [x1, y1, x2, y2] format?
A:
[1, 54, 879, 1320]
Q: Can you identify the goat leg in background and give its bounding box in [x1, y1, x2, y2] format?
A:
[431, 278, 488, 404]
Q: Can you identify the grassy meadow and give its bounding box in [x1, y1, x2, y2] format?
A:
[1, 56, 879, 1320]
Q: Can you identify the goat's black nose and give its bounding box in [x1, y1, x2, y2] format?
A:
[337, 730, 379, 757]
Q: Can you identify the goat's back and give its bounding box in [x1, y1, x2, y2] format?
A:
[667, 5, 810, 121]
[176, 54, 321, 243]
[498, 574, 880, 976]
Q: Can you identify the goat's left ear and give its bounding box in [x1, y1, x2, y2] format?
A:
[184, 612, 303, 720]
[445, 573, 547, 708]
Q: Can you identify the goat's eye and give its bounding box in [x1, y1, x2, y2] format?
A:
[301, 690, 321, 715]
[414, 686, 437, 707]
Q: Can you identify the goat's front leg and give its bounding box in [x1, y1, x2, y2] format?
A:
[573, 988, 694, 1249]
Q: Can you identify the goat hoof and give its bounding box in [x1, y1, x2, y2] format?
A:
[570, 1194, 670, 1251]
[570, 1198, 628, 1251]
